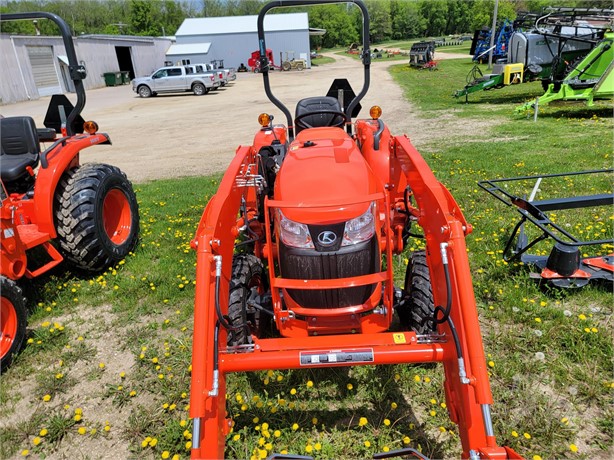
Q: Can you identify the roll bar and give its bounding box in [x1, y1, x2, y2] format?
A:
[257, 0, 370, 140]
[1, 12, 87, 136]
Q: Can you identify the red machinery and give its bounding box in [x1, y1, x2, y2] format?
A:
[248, 48, 280, 72]
[0, 12, 139, 371]
[189, 1, 521, 459]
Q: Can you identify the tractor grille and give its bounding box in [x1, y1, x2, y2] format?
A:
[279, 237, 379, 308]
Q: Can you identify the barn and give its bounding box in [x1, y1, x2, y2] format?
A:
[170, 12, 311, 70]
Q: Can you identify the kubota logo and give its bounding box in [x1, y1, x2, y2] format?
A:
[317, 231, 337, 246]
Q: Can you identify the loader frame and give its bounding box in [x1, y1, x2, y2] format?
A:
[189, 1, 520, 459]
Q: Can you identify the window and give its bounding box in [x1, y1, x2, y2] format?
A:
[181, 59, 191, 65]
[168, 68, 182, 76]
[153, 69, 168, 78]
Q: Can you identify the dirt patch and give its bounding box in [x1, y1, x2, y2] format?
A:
[1, 52, 496, 183]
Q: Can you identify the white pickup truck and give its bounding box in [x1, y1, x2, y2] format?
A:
[132, 65, 219, 98]
[205, 63, 237, 86]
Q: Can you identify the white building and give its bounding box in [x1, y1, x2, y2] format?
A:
[169, 12, 311, 69]
[0, 34, 171, 104]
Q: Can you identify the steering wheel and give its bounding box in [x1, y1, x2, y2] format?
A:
[294, 110, 347, 131]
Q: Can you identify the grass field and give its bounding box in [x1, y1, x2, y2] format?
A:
[1, 58, 612, 460]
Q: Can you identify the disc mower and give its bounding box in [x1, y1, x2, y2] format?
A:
[189, 1, 520, 458]
[479, 169, 614, 288]
[0, 12, 140, 371]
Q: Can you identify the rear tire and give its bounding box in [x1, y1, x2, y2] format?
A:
[192, 83, 205, 96]
[138, 85, 152, 98]
[397, 251, 436, 334]
[282, 61, 291, 72]
[55, 163, 140, 272]
[1, 277, 27, 372]
[227, 255, 266, 346]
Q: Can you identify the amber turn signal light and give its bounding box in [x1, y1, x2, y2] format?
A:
[83, 121, 99, 134]
[369, 106, 382, 119]
[258, 113, 272, 127]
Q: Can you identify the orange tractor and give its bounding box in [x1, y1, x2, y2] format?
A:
[189, 1, 521, 458]
[0, 12, 139, 371]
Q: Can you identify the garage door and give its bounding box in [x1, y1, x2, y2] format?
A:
[27, 46, 61, 96]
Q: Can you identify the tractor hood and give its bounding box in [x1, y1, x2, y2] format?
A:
[274, 127, 378, 224]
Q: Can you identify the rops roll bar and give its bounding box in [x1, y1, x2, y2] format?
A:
[257, 0, 370, 140]
[1, 12, 86, 136]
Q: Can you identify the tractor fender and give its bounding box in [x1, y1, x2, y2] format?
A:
[356, 119, 408, 195]
[33, 132, 111, 237]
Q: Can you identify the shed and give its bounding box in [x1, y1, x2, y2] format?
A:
[0, 34, 171, 105]
[172, 12, 311, 69]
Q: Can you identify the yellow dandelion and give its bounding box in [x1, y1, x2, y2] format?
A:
[21, 449, 29, 456]
[570, 444, 578, 453]
[42, 394, 51, 402]
[358, 417, 368, 427]
[292, 423, 299, 431]
[78, 427, 87, 435]
[306, 380, 313, 388]
[524, 432, 531, 439]
[149, 438, 158, 447]
[384, 418, 391, 426]
[32, 437, 42, 446]
[364, 440, 371, 448]
[347, 383, 353, 390]
[161, 451, 170, 459]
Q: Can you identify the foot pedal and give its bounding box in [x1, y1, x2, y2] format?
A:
[373, 447, 429, 459]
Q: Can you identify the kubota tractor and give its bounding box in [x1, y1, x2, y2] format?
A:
[189, 1, 521, 459]
[0, 12, 139, 371]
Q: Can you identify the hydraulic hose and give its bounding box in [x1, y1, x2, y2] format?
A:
[433, 244, 464, 361]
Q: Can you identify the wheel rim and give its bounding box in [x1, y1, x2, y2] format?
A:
[102, 189, 132, 245]
[1, 296, 17, 360]
[194, 85, 204, 95]
[139, 87, 149, 97]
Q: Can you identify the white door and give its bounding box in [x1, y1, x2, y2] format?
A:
[27, 46, 61, 96]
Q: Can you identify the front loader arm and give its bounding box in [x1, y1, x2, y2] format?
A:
[393, 135, 517, 458]
[190, 145, 255, 458]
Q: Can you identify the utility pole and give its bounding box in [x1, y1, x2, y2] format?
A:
[487, 0, 499, 70]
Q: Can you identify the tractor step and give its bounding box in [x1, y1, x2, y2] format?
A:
[16, 224, 51, 249]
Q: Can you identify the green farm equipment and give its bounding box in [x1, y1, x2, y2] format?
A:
[455, 7, 612, 101]
[516, 32, 614, 112]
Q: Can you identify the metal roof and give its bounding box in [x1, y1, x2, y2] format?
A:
[166, 42, 211, 56]
[176, 13, 308, 36]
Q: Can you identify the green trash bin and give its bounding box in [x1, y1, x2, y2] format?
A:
[121, 71, 130, 84]
[103, 72, 119, 87]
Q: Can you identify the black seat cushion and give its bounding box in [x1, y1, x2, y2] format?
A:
[295, 96, 342, 134]
[0, 116, 40, 182]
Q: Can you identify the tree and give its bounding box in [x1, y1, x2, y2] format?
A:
[366, 0, 392, 43]
[308, 4, 359, 48]
[419, 0, 448, 36]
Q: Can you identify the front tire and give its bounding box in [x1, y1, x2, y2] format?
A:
[55, 164, 140, 272]
[192, 83, 206, 96]
[1, 277, 27, 372]
[397, 251, 436, 334]
[227, 255, 266, 346]
[138, 85, 152, 98]
[282, 61, 291, 72]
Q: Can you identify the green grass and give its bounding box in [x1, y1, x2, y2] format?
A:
[1, 58, 612, 459]
[311, 55, 336, 66]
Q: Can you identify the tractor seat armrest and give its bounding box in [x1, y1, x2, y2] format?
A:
[37, 128, 57, 142]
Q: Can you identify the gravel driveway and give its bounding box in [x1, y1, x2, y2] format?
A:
[1, 53, 467, 183]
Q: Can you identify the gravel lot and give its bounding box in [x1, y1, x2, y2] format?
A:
[1, 52, 466, 183]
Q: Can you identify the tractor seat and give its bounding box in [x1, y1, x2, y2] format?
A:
[295, 96, 343, 134]
[0, 116, 41, 182]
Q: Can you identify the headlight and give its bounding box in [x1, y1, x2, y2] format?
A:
[342, 203, 375, 246]
[278, 211, 314, 249]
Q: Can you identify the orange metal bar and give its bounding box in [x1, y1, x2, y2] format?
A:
[271, 271, 387, 289]
[220, 342, 445, 373]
